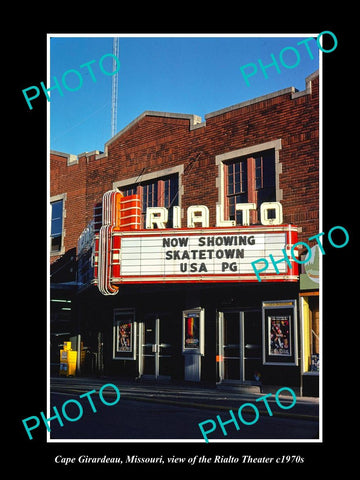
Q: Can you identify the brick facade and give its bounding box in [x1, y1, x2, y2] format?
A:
[50, 71, 319, 264]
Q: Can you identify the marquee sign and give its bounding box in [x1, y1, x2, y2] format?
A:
[94, 191, 299, 295]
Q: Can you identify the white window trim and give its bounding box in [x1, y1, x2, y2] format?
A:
[50, 193, 67, 256]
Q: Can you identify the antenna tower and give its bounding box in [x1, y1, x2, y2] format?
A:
[111, 37, 119, 137]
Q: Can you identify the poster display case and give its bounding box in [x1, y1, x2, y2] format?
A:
[262, 300, 298, 366]
[182, 308, 205, 356]
[113, 309, 136, 360]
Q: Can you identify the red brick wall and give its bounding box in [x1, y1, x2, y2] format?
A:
[50, 152, 87, 263]
[50, 73, 319, 264]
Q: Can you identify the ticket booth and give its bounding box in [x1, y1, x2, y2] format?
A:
[182, 308, 205, 382]
[59, 341, 77, 376]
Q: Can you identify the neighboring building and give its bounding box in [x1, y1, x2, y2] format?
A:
[50, 71, 319, 395]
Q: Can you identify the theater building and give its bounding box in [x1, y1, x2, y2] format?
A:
[50, 70, 320, 395]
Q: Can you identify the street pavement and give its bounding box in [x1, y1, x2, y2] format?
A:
[50, 376, 319, 422]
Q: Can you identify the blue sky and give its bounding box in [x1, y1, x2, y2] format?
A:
[49, 34, 320, 155]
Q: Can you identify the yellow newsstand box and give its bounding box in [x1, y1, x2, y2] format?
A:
[59, 342, 77, 376]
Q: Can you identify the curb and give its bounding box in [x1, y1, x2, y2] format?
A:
[121, 394, 318, 421]
[51, 386, 318, 422]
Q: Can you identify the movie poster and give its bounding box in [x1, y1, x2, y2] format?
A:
[117, 321, 132, 352]
[184, 314, 200, 349]
[269, 316, 291, 356]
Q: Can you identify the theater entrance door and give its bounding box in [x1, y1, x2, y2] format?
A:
[218, 310, 262, 384]
[140, 315, 173, 380]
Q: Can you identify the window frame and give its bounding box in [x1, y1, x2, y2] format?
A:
[226, 151, 276, 224]
[216, 140, 282, 226]
[50, 193, 66, 256]
[113, 166, 184, 228]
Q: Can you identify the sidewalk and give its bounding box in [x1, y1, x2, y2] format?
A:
[50, 376, 319, 422]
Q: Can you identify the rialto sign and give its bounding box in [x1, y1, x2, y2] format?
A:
[94, 190, 299, 295]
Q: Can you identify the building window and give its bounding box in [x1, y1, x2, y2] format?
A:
[120, 174, 179, 227]
[164, 175, 179, 210]
[50, 199, 64, 253]
[227, 159, 248, 224]
[122, 186, 138, 197]
[93, 202, 103, 233]
[255, 152, 276, 206]
[142, 181, 159, 213]
[226, 150, 276, 225]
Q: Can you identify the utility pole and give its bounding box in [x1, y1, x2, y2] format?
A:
[111, 37, 119, 138]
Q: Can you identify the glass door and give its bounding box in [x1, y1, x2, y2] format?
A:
[141, 316, 173, 380]
[243, 310, 262, 381]
[218, 310, 262, 383]
[218, 311, 242, 381]
[142, 317, 158, 377]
